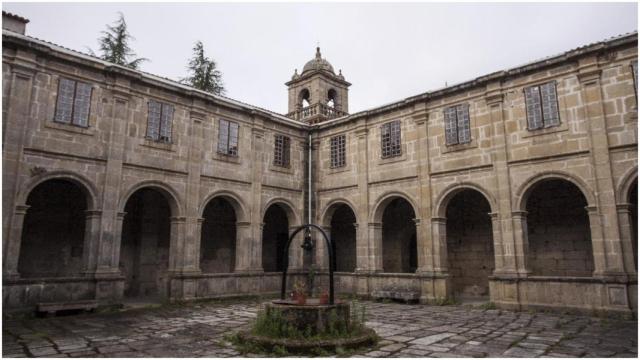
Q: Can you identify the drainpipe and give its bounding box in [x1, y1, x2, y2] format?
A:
[308, 132, 312, 225]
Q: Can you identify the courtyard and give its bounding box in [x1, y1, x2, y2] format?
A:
[2, 299, 637, 358]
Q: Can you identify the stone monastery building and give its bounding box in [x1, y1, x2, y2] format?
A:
[2, 11, 638, 314]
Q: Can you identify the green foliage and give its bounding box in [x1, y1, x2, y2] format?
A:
[181, 41, 225, 95]
[93, 12, 147, 69]
[480, 302, 497, 310]
[431, 297, 458, 306]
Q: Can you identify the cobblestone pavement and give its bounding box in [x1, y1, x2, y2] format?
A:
[2, 300, 637, 357]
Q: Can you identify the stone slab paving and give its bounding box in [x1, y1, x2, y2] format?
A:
[2, 300, 637, 357]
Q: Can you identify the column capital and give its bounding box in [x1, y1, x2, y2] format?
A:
[14, 204, 30, 215]
[170, 216, 187, 223]
[431, 217, 446, 224]
[116, 211, 127, 219]
[367, 222, 382, 228]
[616, 203, 633, 212]
[585, 205, 599, 214]
[511, 210, 528, 219]
[196, 217, 205, 224]
[412, 218, 421, 225]
[488, 212, 500, 219]
[236, 221, 251, 228]
[84, 210, 103, 218]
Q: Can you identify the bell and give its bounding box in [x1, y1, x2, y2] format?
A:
[301, 228, 314, 252]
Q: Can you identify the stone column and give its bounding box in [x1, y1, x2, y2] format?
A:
[430, 217, 448, 273]
[3, 60, 35, 270]
[4, 204, 30, 279]
[489, 212, 505, 272]
[316, 225, 331, 271]
[96, 88, 130, 276]
[82, 210, 103, 275]
[616, 204, 637, 274]
[194, 218, 204, 272]
[586, 206, 607, 275]
[485, 86, 518, 275]
[235, 221, 260, 272]
[578, 65, 625, 275]
[511, 211, 530, 276]
[411, 109, 433, 274]
[250, 125, 265, 272]
[367, 222, 383, 272]
[355, 126, 370, 273]
[288, 225, 304, 271]
[168, 217, 187, 274]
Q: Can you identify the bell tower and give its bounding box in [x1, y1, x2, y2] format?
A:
[285, 47, 351, 124]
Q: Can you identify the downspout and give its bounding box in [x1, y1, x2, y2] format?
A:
[308, 132, 312, 225]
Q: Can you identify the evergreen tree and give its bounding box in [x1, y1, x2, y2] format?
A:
[181, 41, 225, 95]
[94, 13, 147, 69]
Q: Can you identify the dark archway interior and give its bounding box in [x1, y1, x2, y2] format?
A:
[446, 189, 494, 299]
[19, 179, 87, 278]
[201, 197, 236, 273]
[526, 179, 594, 277]
[327, 89, 337, 108]
[330, 204, 357, 272]
[300, 88, 310, 108]
[120, 188, 171, 299]
[382, 198, 417, 273]
[262, 204, 289, 272]
[630, 179, 637, 271]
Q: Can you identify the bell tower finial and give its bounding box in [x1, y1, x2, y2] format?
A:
[315, 46, 321, 59]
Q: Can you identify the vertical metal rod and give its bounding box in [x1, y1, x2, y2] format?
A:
[308, 133, 312, 225]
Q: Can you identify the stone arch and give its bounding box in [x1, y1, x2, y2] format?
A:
[262, 197, 300, 226]
[327, 88, 338, 108]
[435, 182, 497, 218]
[320, 198, 358, 227]
[16, 170, 98, 210]
[17, 177, 91, 278]
[370, 191, 419, 223]
[515, 171, 596, 212]
[299, 88, 311, 108]
[617, 166, 638, 204]
[199, 190, 249, 222]
[119, 180, 183, 217]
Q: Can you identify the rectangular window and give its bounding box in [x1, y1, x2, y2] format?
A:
[444, 104, 471, 145]
[381, 120, 402, 158]
[330, 134, 346, 168]
[54, 78, 92, 127]
[147, 100, 174, 142]
[217, 119, 239, 156]
[274, 134, 290, 167]
[525, 81, 560, 130]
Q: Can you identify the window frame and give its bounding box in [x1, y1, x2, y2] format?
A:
[444, 103, 471, 146]
[524, 81, 561, 131]
[217, 119, 239, 157]
[330, 134, 346, 168]
[273, 134, 291, 168]
[146, 100, 174, 143]
[380, 120, 402, 159]
[53, 77, 93, 128]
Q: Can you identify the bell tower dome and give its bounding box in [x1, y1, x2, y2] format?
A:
[286, 47, 351, 124]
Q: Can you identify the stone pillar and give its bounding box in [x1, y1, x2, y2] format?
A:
[96, 88, 130, 276]
[355, 126, 370, 272]
[578, 65, 625, 275]
[367, 222, 383, 272]
[235, 221, 260, 272]
[194, 218, 204, 272]
[353, 223, 368, 272]
[489, 212, 505, 272]
[4, 204, 30, 279]
[316, 225, 331, 271]
[430, 217, 448, 273]
[82, 210, 102, 275]
[485, 87, 519, 275]
[511, 211, 530, 276]
[250, 125, 265, 271]
[411, 109, 433, 274]
[586, 206, 607, 275]
[168, 217, 186, 274]
[288, 225, 304, 271]
[617, 204, 637, 274]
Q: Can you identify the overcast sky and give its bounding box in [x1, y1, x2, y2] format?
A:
[3, 2, 638, 114]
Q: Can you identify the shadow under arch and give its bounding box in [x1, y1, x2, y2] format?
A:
[119, 180, 183, 217]
[199, 190, 249, 222]
[17, 170, 99, 210]
[434, 182, 497, 218]
[515, 171, 596, 212]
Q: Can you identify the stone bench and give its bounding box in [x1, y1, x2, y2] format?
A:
[371, 289, 420, 303]
[37, 300, 98, 316]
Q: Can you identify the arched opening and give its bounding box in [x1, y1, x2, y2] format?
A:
[262, 204, 289, 272]
[120, 188, 171, 299]
[382, 198, 417, 273]
[329, 204, 356, 272]
[445, 189, 494, 300]
[201, 197, 236, 273]
[327, 89, 337, 108]
[18, 179, 87, 278]
[629, 179, 637, 270]
[299, 88, 311, 108]
[525, 179, 594, 277]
